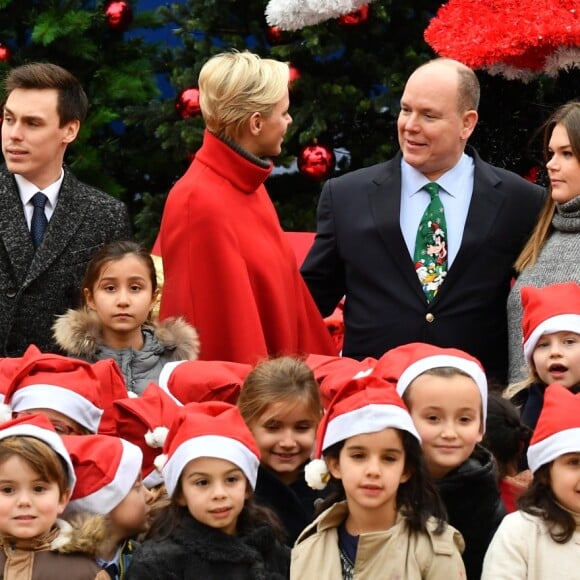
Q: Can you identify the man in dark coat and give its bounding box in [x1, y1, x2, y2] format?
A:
[0, 62, 132, 356]
[301, 58, 545, 383]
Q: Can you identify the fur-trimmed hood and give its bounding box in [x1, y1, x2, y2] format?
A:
[53, 307, 200, 362]
[0, 515, 106, 556]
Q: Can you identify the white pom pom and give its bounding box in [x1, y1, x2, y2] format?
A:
[0, 404, 13, 424]
[145, 426, 169, 448]
[304, 458, 330, 490]
[153, 453, 168, 473]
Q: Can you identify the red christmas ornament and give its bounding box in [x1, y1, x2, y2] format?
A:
[0, 44, 11, 62]
[339, 5, 369, 26]
[105, 1, 133, 32]
[298, 144, 336, 181]
[176, 88, 201, 119]
[266, 26, 285, 45]
[288, 65, 301, 88]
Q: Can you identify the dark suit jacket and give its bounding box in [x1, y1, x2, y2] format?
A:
[0, 165, 132, 356]
[301, 148, 546, 383]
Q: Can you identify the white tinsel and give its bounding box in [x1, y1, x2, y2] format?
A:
[304, 458, 330, 490]
[144, 426, 169, 448]
[545, 46, 580, 77]
[266, 0, 373, 31]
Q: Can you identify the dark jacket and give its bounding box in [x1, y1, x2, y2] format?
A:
[254, 465, 325, 546]
[301, 147, 546, 383]
[0, 165, 132, 356]
[436, 444, 506, 580]
[126, 512, 290, 580]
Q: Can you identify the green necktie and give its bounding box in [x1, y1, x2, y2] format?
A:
[413, 182, 448, 301]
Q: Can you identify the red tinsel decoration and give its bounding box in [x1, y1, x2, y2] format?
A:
[424, 0, 580, 79]
[105, 1, 133, 32]
[176, 88, 201, 119]
[339, 5, 369, 26]
[298, 144, 336, 181]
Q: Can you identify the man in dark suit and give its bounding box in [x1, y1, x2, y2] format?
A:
[0, 62, 132, 356]
[301, 58, 545, 384]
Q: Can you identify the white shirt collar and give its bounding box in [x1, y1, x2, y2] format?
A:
[15, 169, 64, 209]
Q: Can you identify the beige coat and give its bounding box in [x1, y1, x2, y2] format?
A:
[482, 510, 580, 580]
[291, 501, 466, 580]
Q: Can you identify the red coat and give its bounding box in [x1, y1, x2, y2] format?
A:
[159, 131, 336, 364]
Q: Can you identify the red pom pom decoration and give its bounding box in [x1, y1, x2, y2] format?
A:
[105, 1, 133, 32]
[298, 144, 336, 181]
[339, 5, 369, 26]
[176, 88, 201, 119]
[424, 0, 580, 80]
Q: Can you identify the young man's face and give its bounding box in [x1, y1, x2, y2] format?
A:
[2, 88, 79, 189]
[405, 373, 483, 479]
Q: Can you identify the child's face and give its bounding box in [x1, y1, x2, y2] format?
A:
[549, 452, 580, 513]
[249, 399, 317, 485]
[532, 331, 580, 388]
[178, 457, 248, 535]
[406, 374, 483, 479]
[15, 409, 85, 436]
[327, 428, 409, 533]
[109, 476, 152, 537]
[84, 255, 157, 349]
[0, 455, 69, 539]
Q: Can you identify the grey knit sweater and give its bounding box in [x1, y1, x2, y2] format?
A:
[507, 195, 580, 383]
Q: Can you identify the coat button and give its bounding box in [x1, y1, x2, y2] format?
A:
[5, 288, 17, 298]
[425, 313, 435, 323]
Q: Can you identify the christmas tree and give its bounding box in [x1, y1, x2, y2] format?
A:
[0, 0, 165, 238]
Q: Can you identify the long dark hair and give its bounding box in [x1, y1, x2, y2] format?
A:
[517, 463, 576, 543]
[316, 429, 447, 534]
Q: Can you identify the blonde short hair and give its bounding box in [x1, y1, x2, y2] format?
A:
[199, 51, 289, 140]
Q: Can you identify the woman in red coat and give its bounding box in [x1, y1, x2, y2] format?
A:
[159, 51, 336, 364]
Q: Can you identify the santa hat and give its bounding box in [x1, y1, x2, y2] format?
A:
[113, 382, 181, 488]
[157, 360, 251, 405]
[4, 351, 103, 433]
[381, 342, 488, 426]
[156, 401, 260, 497]
[92, 359, 132, 436]
[521, 283, 580, 364]
[306, 353, 377, 408]
[0, 413, 76, 490]
[63, 434, 143, 514]
[305, 374, 419, 490]
[527, 384, 580, 473]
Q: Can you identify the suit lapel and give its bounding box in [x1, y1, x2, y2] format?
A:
[440, 151, 506, 293]
[368, 154, 426, 302]
[0, 169, 36, 284]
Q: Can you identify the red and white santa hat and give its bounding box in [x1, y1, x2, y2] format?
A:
[0, 413, 76, 490]
[305, 373, 419, 490]
[521, 282, 580, 364]
[92, 358, 133, 436]
[63, 434, 143, 515]
[156, 401, 260, 497]
[527, 384, 580, 473]
[4, 350, 103, 433]
[381, 342, 488, 426]
[113, 382, 181, 488]
[158, 360, 251, 406]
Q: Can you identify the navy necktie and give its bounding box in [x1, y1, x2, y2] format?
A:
[103, 562, 119, 579]
[30, 192, 48, 249]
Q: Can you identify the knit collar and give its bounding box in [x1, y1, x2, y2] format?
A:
[552, 195, 580, 232]
[195, 130, 273, 194]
